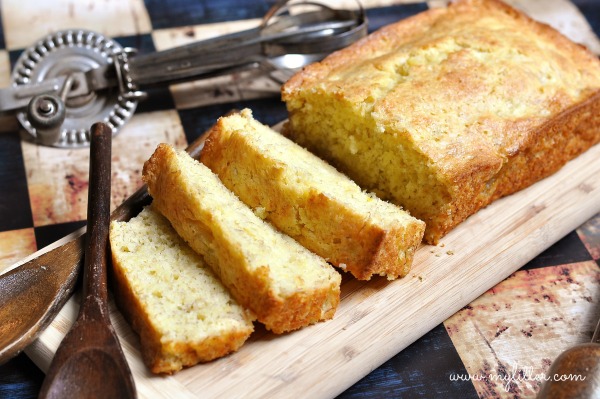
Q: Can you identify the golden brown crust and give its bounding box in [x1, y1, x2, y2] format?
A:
[282, 0, 600, 244]
[109, 207, 255, 374]
[492, 90, 600, 200]
[254, 267, 339, 335]
[143, 144, 341, 333]
[110, 250, 251, 374]
[201, 111, 425, 280]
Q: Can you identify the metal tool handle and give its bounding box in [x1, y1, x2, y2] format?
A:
[123, 0, 366, 89]
[0, 0, 367, 148]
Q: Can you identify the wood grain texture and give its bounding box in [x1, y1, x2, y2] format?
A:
[445, 261, 600, 397]
[1, 0, 152, 50]
[0, 229, 36, 273]
[38, 123, 136, 399]
[578, 216, 600, 261]
[22, 111, 186, 228]
[0, 1, 596, 397]
[338, 323, 480, 398]
[21, 139, 600, 398]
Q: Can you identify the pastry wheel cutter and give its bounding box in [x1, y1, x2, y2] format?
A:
[0, 0, 366, 148]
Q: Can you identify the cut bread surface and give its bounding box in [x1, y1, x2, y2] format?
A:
[282, 0, 600, 243]
[201, 109, 425, 280]
[109, 206, 254, 374]
[142, 143, 341, 334]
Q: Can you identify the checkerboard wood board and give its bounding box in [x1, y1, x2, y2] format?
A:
[1, 1, 599, 398]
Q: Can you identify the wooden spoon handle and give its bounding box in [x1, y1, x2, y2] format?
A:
[0, 119, 215, 365]
[39, 123, 136, 399]
[82, 123, 112, 311]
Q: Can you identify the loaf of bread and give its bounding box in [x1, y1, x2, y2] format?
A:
[142, 144, 341, 334]
[200, 109, 425, 280]
[109, 206, 254, 374]
[282, 0, 600, 244]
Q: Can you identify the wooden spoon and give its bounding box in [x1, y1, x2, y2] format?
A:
[38, 122, 136, 399]
[536, 317, 600, 398]
[0, 237, 83, 364]
[0, 126, 208, 364]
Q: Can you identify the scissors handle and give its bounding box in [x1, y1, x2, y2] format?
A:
[124, 1, 366, 88]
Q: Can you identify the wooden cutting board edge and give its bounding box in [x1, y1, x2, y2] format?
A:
[23, 141, 600, 399]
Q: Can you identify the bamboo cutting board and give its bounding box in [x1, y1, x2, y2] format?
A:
[21, 140, 600, 399]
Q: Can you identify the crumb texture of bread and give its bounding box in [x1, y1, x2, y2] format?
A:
[201, 109, 425, 280]
[282, 0, 600, 244]
[142, 143, 341, 334]
[109, 206, 254, 374]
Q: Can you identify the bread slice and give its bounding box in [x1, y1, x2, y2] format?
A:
[142, 144, 341, 334]
[109, 206, 254, 374]
[200, 109, 425, 280]
[282, 0, 600, 244]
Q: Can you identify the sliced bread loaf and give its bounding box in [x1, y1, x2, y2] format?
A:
[282, 0, 600, 243]
[142, 144, 341, 334]
[201, 109, 425, 280]
[109, 206, 254, 374]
